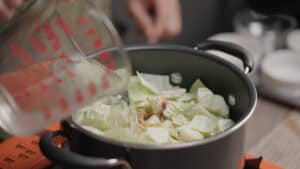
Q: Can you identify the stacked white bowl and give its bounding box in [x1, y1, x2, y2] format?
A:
[261, 50, 300, 99]
[208, 31, 300, 106]
[258, 29, 300, 104]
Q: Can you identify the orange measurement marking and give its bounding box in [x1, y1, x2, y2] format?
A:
[75, 89, 84, 104]
[52, 39, 61, 51]
[31, 37, 48, 54]
[77, 16, 88, 25]
[99, 52, 111, 61]
[24, 91, 31, 97]
[93, 39, 103, 49]
[59, 98, 69, 112]
[56, 17, 73, 35]
[87, 28, 96, 36]
[43, 23, 55, 40]
[33, 21, 41, 33]
[105, 62, 116, 70]
[88, 82, 96, 96]
[59, 52, 73, 64]
[49, 72, 63, 83]
[42, 106, 52, 120]
[43, 23, 61, 51]
[10, 42, 32, 64]
[101, 75, 109, 90]
[39, 81, 49, 92]
[61, 67, 75, 78]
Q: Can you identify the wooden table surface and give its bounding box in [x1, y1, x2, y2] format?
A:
[246, 97, 300, 169]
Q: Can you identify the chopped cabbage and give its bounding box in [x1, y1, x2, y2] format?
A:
[146, 127, 170, 144]
[145, 115, 161, 126]
[81, 125, 103, 135]
[74, 72, 235, 144]
[103, 128, 148, 143]
[171, 114, 189, 126]
[189, 115, 218, 134]
[200, 95, 229, 118]
[190, 79, 205, 93]
[137, 72, 173, 91]
[128, 77, 157, 103]
[177, 125, 204, 141]
[218, 119, 235, 131]
[197, 87, 214, 101]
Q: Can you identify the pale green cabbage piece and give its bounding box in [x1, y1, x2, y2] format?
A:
[144, 115, 161, 125]
[218, 119, 235, 131]
[163, 101, 196, 118]
[136, 72, 160, 94]
[162, 120, 178, 138]
[137, 72, 173, 92]
[171, 114, 189, 126]
[177, 93, 196, 102]
[146, 127, 170, 144]
[103, 128, 149, 143]
[148, 96, 166, 113]
[74, 100, 130, 131]
[197, 87, 214, 101]
[74, 102, 110, 130]
[199, 95, 229, 118]
[128, 77, 157, 103]
[189, 115, 218, 134]
[161, 88, 186, 99]
[177, 125, 204, 141]
[190, 79, 206, 93]
[81, 125, 103, 135]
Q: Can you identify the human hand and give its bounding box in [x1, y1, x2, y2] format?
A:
[0, 0, 25, 23]
[126, 0, 182, 43]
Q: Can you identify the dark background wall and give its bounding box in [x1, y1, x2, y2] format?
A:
[112, 0, 300, 46]
[112, 0, 247, 46]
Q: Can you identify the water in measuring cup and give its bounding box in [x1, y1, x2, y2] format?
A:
[0, 52, 133, 136]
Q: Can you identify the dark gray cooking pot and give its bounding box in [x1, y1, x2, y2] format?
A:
[39, 40, 257, 169]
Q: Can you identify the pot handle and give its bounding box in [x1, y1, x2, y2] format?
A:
[39, 131, 132, 169]
[194, 40, 254, 74]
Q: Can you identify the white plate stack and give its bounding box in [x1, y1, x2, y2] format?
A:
[208, 30, 300, 108]
[260, 49, 300, 106]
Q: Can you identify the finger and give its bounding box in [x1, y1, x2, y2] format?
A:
[158, 0, 182, 39]
[5, 0, 23, 9]
[127, 0, 156, 43]
[0, 0, 15, 22]
[163, 16, 182, 38]
[152, 0, 168, 42]
[159, 0, 182, 38]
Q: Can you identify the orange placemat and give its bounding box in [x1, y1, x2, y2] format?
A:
[245, 154, 284, 169]
[0, 124, 60, 169]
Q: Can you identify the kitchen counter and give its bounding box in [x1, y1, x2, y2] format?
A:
[246, 97, 300, 169]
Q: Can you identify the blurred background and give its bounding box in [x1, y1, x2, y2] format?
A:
[112, 0, 299, 46]
[113, 0, 247, 45]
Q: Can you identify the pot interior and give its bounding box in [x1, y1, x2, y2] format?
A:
[124, 45, 256, 122]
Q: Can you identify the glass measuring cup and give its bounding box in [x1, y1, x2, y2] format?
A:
[0, 0, 131, 136]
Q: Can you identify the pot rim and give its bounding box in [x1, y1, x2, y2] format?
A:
[67, 44, 257, 150]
